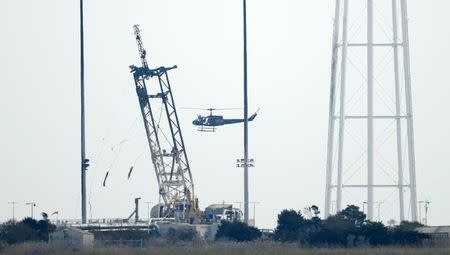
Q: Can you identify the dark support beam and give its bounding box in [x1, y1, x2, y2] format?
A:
[80, 0, 87, 224]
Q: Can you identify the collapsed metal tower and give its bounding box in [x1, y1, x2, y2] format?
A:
[129, 25, 196, 222]
[324, 0, 418, 222]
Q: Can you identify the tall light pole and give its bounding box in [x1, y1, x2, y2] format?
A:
[8, 202, 17, 221]
[80, 0, 88, 224]
[26, 202, 36, 218]
[367, 0, 375, 221]
[242, 0, 249, 225]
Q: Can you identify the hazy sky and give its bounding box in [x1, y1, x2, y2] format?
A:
[1, 0, 450, 229]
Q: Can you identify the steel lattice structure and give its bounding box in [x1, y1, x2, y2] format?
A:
[129, 25, 195, 221]
[324, 0, 418, 222]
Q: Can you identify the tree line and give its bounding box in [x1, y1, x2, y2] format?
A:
[216, 205, 429, 246]
[0, 213, 56, 246]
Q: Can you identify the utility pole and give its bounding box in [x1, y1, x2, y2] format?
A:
[80, 0, 88, 225]
[242, 0, 249, 225]
[423, 201, 430, 225]
[418, 200, 430, 225]
[251, 201, 259, 226]
[26, 202, 36, 218]
[375, 202, 384, 222]
[233, 201, 243, 210]
[8, 202, 18, 221]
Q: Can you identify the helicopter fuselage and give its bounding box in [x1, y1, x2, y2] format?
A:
[192, 112, 257, 127]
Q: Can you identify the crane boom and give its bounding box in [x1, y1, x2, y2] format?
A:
[129, 25, 197, 222]
[133, 25, 149, 69]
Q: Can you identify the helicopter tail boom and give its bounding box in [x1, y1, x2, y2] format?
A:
[248, 111, 258, 121]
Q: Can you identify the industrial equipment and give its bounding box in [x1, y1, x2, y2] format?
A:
[204, 204, 242, 223]
[129, 25, 198, 223]
[127, 197, 141, 222]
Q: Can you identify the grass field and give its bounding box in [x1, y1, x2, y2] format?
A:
[2, 242, 450, 255]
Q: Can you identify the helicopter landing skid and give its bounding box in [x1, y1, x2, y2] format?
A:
[197, 126, 216, 132]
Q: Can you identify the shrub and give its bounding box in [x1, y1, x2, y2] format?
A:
[309, 215, 356, 246]
[390, 221, 429, 246]
[337, 205, 366, 227]
[215, 220, 261, 242]
[274, 205, 431, 247]
[166, 227, 199, 243]
[274, 210, 306, 242]
[362, 221, 390, 246]
[0, 218, 55, 245]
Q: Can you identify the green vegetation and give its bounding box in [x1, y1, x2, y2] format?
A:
[274, 205, 428, 246]
[215, 220, 262, 242]
[0, 205, 433, 253]
[166, 227, 199, 243]
[0, 215, 56, 245]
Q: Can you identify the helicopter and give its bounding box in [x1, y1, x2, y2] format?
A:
[187, 108, 259, 132]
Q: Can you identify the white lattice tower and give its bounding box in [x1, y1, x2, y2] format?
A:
[324, 0, 418, 222]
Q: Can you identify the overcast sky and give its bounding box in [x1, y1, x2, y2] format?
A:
[1, 0, 450, 229]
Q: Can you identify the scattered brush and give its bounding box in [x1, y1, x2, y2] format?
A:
[1, 242, 450, 255]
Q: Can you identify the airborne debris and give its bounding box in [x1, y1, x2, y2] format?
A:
[127, 166, 134, 180]
[103, 171, 109, 187]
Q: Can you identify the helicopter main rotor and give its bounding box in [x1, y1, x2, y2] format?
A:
[182, 107, 241, 116]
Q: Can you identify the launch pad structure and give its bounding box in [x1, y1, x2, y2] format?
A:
[76, 0, 424, 227]
[324, 0, 418, 222]
[129, 25, 197, 223]
[78, 0, 252, 226]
